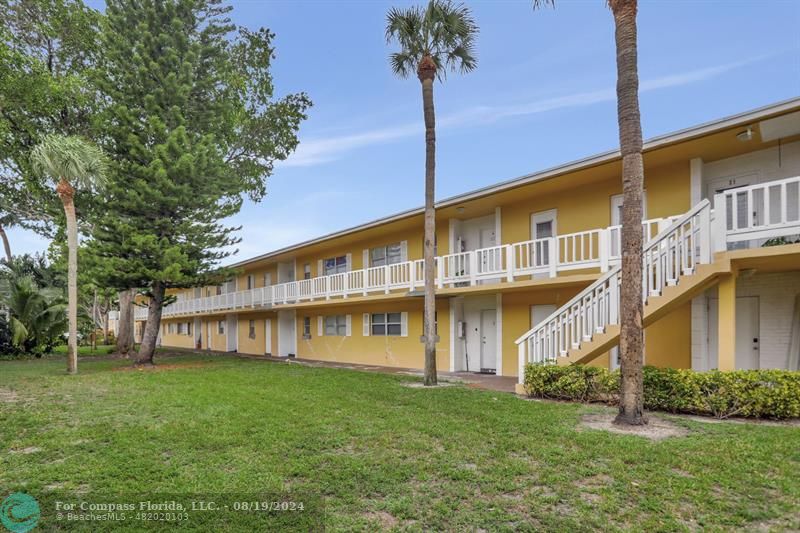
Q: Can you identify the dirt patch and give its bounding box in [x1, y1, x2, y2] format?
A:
[364, 511, 399, 528]
[112, 362, 212, 372]
[400, 381, 457, 389]
[580, 413, 690, 441]
[10, 446, 42, 454]
[0, 388, 19, 403]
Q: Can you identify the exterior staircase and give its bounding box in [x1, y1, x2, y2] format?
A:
[515, 199, 717, 376]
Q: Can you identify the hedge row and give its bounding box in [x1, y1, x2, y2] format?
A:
[523, 364, 800, 419]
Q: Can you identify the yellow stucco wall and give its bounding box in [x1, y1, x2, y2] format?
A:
[295, 299, 450, 370]
[644, 302, 692, 369]
[159, 319, 195, 349]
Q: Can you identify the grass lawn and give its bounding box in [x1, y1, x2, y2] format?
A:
[1, 354, 798, 531]
[49, 344, 117, 356]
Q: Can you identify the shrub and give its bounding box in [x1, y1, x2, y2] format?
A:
[523, 364, 800, 419]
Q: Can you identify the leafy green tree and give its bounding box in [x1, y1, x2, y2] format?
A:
[533, 0, 647, 425]
[30, 134, 107, 374]
[0, 0, 102, 239]
[386, 0, 478, 385]
[89, 0, 310, 364]
[1, 275, 67, 356]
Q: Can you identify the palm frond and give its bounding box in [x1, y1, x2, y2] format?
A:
[386, 0, 478, 81]
[30, 134, 109, 191]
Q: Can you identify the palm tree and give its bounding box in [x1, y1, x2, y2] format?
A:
[386, 0, 478, 386]
[534, 0, 646, 425]
[31, 134, 107, 374]
[0, 275, 68, 356]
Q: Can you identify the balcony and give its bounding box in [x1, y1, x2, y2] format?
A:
[134, 175, 800, 323]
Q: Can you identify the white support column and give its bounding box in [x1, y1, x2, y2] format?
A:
[449, 300, 456, 372]
[505, 245, 514, 282]
[598, 229, 609, 272]
[437, 260, 444, 289]
[690, 157, 704, 207]
[517, 342, 526, 385]
[468, 252, 477, 286]
[495, 293, 503, 377]
[548, 239, 557, 277]
[712, 192, 728, 252]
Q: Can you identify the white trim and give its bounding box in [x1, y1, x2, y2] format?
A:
[495, 293, 503, 376]
[494, 207, 502, 245]
[399, 241, 408, 262]
[531, 209, 558, 240]
[225, 99, 800, 270]
[317, 259, 323, 277]
[346, 253, 352, 272]
[265, 318, 272, 355]
[362, 249, 369, 269]
[690, 157, 703, 206]
[317, 316, 323, 337]
[448, 218, 457, 255]
[345, 314, 352, 337]
[362, 313, 370, 336]
[400, 312, 408, 337]
[449, 301, 456, 372]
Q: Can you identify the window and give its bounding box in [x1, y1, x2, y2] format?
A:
[218, 320, 225, 334]
[371, 313, 401, 336]
[371, 243, 402, 267]
[303, 264, 311, 280]
[303, 316, 311, 338]
[323, 255, 347, 275]
[248, 320, 256, 339]
[325, 315, 347, 336]
[246, 275, 254, 290]
[167, 323, 175, 334]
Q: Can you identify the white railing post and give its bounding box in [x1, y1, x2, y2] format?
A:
[712, 192, 727, 253]
[548, 238, 557, 278]
[409, 262, 416, 291]
[468, 251, 477, 286]
[518, 342, 526, 385]
[436, 259, 444, 289]
[384, 265, 390, 294]
[505, 244, 514, 283]
[698, 205, 711, 263]
[598, 229, 609, 272]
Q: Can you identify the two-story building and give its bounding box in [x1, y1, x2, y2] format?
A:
[135, 98, 800, 392]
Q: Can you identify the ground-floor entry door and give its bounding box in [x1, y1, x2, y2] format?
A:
[480, 309, 497, 373]
[707, 296, 760, 370]
[277, 310, 296, 357]
[226, 314, 237, 352]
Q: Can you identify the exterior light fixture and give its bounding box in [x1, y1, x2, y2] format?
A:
[736, 127, 754, 142]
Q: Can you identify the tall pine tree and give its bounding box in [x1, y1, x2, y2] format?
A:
[89, 0, 310, 363]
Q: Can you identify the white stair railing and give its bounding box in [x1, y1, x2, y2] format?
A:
[515, 199, 712, 382]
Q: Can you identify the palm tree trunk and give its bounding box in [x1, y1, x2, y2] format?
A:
[0, 224, 11, 263]
[419, 57, 438, 386]
[136, 281, 164, 365]
[57, 178, 79, 375]
[116, 289, 135, 356]
[611, 0, 646, 426]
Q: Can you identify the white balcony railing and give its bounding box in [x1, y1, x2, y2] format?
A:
[142, 215, 682, 320]
[140, 175, 800, 324]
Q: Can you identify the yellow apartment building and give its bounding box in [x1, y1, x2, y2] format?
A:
[135, 98, 800, 391]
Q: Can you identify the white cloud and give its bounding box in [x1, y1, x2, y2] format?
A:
[284, 59, 759, 168]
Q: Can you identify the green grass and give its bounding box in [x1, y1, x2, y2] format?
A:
[1, 354, 798, 531]
[50, 344, 116, 356]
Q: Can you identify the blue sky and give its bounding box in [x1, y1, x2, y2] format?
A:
[13, 0, 800, 264]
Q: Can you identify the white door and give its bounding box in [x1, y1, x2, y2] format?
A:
[530, 305, 557, 328]
[226, 314, 237, 352]
[479, 309, 497, 372]
[531, 210, 557, 276]
[277, 310, 296, 357]
[707, 296, 760, 370]
[265, 319, 272, 355]
[206, 321, 211, 351]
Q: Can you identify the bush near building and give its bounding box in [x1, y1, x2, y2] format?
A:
[523, 364, 800, 419]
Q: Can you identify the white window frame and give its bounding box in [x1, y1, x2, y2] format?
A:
[370, 242, 403, 267]
[325, 315, 347, 337]
[218, 320, 225, 335]
[323, 255, 348, 276]
[371, 312, 402, 337]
